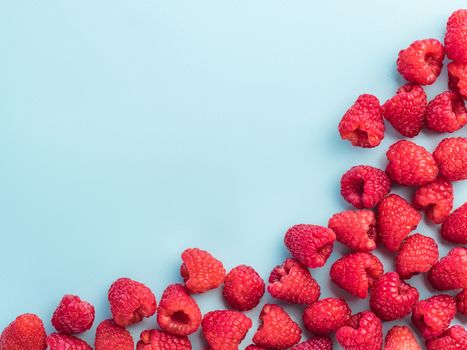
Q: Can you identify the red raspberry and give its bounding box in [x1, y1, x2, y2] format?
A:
[180, 248, 226, 293]
[386, 140, 438, 186]
[397, 39, 444, 85]
[456, 289, 467, 315]
[340, 165, 391, 209]
[425, 91, 467, 133]
[157, 284, 202, 336]
[411, 294, 456, 340]
[201, 310, 252, 350]
[428, 247, 467, 290]
[382, 84, 427, 137]
[95, 319, 134, 350]
[433, 137, 467, 181]
[336, 311, 383, 350]
[108, 277, 157, 327]
[377, 194, 421, 251]
[303, 298, 351, 334]
[448, 62, 467, 99]
[338, 94, 385, 148]
[413, 177, 454, 224]
[223, 265, 265, 311]
[268, 258, 320, 304]
[426, 325, 467, 350]
[330, 252, 384, 298]
[252, 304, 302, 349]
[395, 233, 439, 279]
[441, 202, 467, 244]
[291, 336, 333, 350]
[46, 333, 92, 350]
[245, 346, 266, 350]
[369, 272, 419, 321]
[284, 224, 336, 268]
[136, 329, 191, 350]
[445, 9, 467, 63]
[384, 325, 421, 350]
[51, 295, 95, 334]
[0, 314, 47, 350]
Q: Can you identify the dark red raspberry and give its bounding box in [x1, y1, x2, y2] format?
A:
[223, 265, 265, 311]
[336, 311, 383, 350]
[245, 346, 266, 350]
[0, 314, 47, 350]
[95, 319, 134, 350]
[426, 325, 467, 350]
[136, 329, 191, 350]
[46, 333, 92, 350]
[425, 91, 467, 133]
[429, 247, 467, 291]
[448, 62, 467, 99]
[303, 298, 351, 334]
[433, 137, 467, 181]
[457, 289, 467, 315]
[291, 336, 333, 350]
[445, 9, 467, 63]
[396, 233, 439, 279]
[441, 202, 467, 244]
[51, 295, 95, 334]
[384, 325, 422, 350]
[413, 177, 454, 224]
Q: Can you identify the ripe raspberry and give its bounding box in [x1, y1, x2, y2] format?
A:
[95, 319, 134, 350]
[245, 346, 266, 350]
[46, 333, 92, 350]
[384, 326, 421, 350]
[336, 311, 383, 350]
[136, 329, 191, 350]
[456, 289, 467, 315]
[395, 233, 439, 279]
[397, 39, 444, 85]
[411, 294, 456, 340]
[338, 94, 385, 148]
[441, 202, 467, 244]
[413, 177, 454, 224]
[377, 194, 421, 251]
[108, 277, 157, 327]
[328, 209, 377, 251]
[428, 247, 467, 290]
[340, 165, 391, 209]
[223, 265, 265, 311]
[448, 62, 467, 99]
[51, 295, 95, 334]
[382, 84, 427, 137]
[291, 336, 333, 350]
[425, 91, 467, 133]
[268, 258, 320, 304]
[252, 304, 302, 349]
[0, 314, 47, 350]
[433, 137, 467, 181]
[330, 252, 384, 298]
[157, 284, 202, 336]
[180, 248, 226, 293]
[303, 298, 351, 334]
[426, 326, 467, 350]
[369, 272, 419, 321]
[386, 140, 438, 186]
[445, 9, 467, 63]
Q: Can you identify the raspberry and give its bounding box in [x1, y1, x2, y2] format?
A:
[180, 248, 226, 293]
[456, 289, 467, 315]
[136, 329, 191, 350]
[51, 295, 95, 334]
[267, 258, 320, 304]
[426, 326, 467, 350]
[384, 326, 421, 350]
[413, 177, 454, 224]
[328, 209, 377, 251]
[336, 311, 383, 350]
[338, 94, 385, 148]
[382, 84, 427, 137]
[157, 284, 202, 336]
[0, 314, 47, 350]
[95, 319, 134, 350]
[108, 277, 157, 327]
[46, 333, 92, 350]
[201, 310, 252, 350]
[223, 265, 265, 311]
[395, 233, 439, 279]
[411, 294, 457, 340]
[428, 247, 467, 290]
[448, 62, 467, 99]
[441, 202, 467, 244]
[425, 91, 467, 133]
[291, 336, 333, 350]
[377, 194, 421, 251]
[303, 298, 351, 334]
[445, 9, 467, 63]
[330, 252, 384, 298]
[433, 137, 467, 181]
[252, 304, 302, 349]
[340, 165, 391, 209]
[369, 272, 419, 321]
[397, 39, 444, 85]
[386, 140, 438, 186]
[245, 346, 266, 350]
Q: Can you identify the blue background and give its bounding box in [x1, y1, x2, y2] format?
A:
[0, 1, 466, 348]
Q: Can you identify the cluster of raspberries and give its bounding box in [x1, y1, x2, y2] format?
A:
[2, 8, 467, 350]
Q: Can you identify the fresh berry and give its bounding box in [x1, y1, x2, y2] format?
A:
[267, 258, 320, 304]
[448, 62, 467, 99]
[136, 329, 191, 350]
[291, 336, 333, 350]
[413, 177, 454, 224]
[397, 39, 444, 85]
[0, 314, 47, 350]
[340, 165, 391, 209]
[377, 194, 421, 251]
[336, 311, 383, 350]
[245, 346, 266, 350]
[95, 319, 134, 350]
[303, 298, 351, 334]
[108, 277, 157, 327]
[51, 295, 95, 334]
[338, 94, 385, 148]
[426, 326, 467, 350]
[428, 247, 467, 290]
[456, 289, 467, 315]
[157, 284, 202, 336]
[284, 224, 336, 268]
[46, 333, 92, 350]
[395, 233, 439, 279]
[180, 248, 226, 293]
[433, 137, 467, 181]
[223, 265, 265, 311]
[382, 84, 427, 137]
[384, 325, 421, 350]
[445, 9, 467, 63]
[441, 202, 467, 244]
[425, 91, 467, 133]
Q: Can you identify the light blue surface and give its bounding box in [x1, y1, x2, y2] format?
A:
[0, 1, 466, 348]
